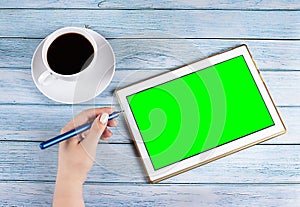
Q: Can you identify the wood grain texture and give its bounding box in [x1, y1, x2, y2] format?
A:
[0, 68, 299, 106]
[1, 39, 300, 70]
[1, 0, 299, 205]
[1, 182, 299, 207]
[1, 142, 299, 184]
[0, 105, 296, 144]
[0, 10, 299, 38]
[1, 0, 299, 10]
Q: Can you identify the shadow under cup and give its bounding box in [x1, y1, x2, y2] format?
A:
[46, 32, 95, 76]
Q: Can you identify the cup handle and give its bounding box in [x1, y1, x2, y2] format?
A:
[38, 71, 56, 85]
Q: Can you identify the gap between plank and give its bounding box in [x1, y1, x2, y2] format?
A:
[1, 37, 300, 41]
[0, 179, 299, 185]
[0, 8, 300, 11]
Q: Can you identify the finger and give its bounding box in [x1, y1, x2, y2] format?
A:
[82, 107, 114, 121]
[81, 130, 90, 139]
[101, 136, 111, 141]
[107, 119, 118, 127]
[80, 113, 109, 154]
[61, 106, 114, 133]
[100, 128, 113, 140]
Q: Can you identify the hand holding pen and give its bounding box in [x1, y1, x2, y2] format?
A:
[40, 107, 122, 149]
[52, 107, 119, 206]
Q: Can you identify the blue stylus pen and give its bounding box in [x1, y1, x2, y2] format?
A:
[39, 111, 123, 150]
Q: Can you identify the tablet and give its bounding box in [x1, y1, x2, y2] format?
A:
[115, 45, 286, 183]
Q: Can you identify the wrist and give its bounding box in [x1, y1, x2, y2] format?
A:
[54, 174, 84, 207]
[54, 173, 83, 198]
[56, 168, 87, 185]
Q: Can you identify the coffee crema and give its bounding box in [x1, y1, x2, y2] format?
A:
[47, 33, 94, 75]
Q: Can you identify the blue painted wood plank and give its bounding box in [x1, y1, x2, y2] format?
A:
[0, 105, 296, 144]
[1, 0, 299, 9]
[1, 182, 299, 207]
[0, 68, 298, 106]
[0, 10, 299, 38]
[1, 142, 299, 184]
[1, 39, 299, 70]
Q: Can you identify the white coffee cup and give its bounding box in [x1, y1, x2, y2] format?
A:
[39, 27, 98, 85]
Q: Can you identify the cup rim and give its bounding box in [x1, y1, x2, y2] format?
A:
[41, 27, 98, 78]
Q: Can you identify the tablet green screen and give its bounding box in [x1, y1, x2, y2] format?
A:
[127, 56, 274, 170]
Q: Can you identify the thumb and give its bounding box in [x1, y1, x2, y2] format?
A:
[80, 113, 109, 154]
[89, 113, 109, 140]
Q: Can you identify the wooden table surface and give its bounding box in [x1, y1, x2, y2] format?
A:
[1, 1, 299, 206]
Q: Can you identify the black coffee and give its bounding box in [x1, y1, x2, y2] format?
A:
[47, 33, 94, 75]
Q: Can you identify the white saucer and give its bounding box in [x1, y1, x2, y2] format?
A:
[31, 30, 115, 104]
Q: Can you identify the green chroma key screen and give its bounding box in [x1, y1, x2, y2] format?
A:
[127, 56, 274, 170]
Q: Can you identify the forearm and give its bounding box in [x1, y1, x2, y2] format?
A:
[53, 174, 85, 207]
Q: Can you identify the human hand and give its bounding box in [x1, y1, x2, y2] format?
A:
[57, 107, 117, 183]
[53, 107, 118, 207]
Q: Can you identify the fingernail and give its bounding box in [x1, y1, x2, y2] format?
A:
[100, 113, 109, 124]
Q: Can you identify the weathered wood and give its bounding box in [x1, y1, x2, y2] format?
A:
[1, 39, 299, 70]
[1, 0, 299, 10]
[1, 182, 299, 207]
[0, 68, 298, 106]
[0, 10, 299, 38]
[0, 105, 296, 144]
[1, 142, 299, 184]
[1, 1, 299, 205]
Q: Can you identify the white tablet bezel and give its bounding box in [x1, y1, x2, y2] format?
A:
[115, 45, 286, 183]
